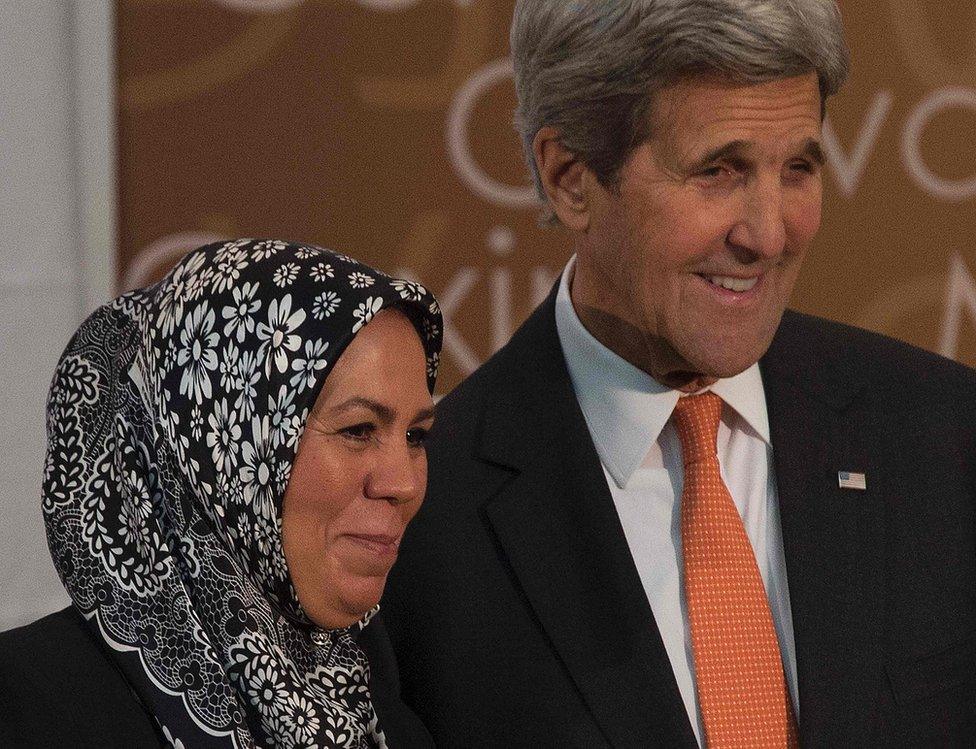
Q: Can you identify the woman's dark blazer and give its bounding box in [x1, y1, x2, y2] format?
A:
[0, 607, 433, 748]
[0, 607, 162, 747]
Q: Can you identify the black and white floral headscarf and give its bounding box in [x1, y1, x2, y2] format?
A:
[42, 240, 442, 748]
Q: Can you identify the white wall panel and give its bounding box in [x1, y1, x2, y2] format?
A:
[0, 1, 116, 629]
[0, 1, 78, 289]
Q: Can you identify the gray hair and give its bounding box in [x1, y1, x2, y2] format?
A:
[511, 0, 850, 218]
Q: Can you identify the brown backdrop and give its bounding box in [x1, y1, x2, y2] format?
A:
[115, 0, 976, 395]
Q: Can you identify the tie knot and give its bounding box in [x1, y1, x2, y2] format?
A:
[672, 391, 723, 465]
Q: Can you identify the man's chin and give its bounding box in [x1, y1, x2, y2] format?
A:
[670, 337, 777, 386]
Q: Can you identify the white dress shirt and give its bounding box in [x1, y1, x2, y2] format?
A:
[553, 257, 799, 747]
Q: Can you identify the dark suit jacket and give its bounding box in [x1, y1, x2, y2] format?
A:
[0, 607, 163, 748]
[383, 291, 976, 747]
[0, 607, 432, 748]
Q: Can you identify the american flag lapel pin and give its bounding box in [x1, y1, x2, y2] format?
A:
[838, 471, 867, 490]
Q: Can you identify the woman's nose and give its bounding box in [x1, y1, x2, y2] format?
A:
[364, 443, 423, 505]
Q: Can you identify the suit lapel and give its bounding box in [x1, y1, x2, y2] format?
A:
[478, 295, 698, 748]
[762, 312, 884, 746]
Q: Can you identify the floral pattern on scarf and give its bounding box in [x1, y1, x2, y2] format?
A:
[43, 240, 442, 748]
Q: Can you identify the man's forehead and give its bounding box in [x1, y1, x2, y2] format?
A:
[650, 74, 822, 146]
[652, 72, 819, 116]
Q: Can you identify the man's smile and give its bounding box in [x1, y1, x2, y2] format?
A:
[692, 271, 768, 304]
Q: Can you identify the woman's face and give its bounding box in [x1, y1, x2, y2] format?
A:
[282, 309, 434, 629]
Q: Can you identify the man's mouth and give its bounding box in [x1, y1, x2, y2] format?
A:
[695, 273, 766, 294]
[699, 274, 761, 293]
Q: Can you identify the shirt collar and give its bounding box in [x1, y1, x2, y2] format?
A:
[554, 256, 770, 488]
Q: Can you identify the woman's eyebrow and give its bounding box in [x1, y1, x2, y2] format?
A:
[330, 397, 396, 423]
[330, 398, 435, 425]
[413, 406, 436, 424]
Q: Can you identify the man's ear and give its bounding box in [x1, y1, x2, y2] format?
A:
[533, 126, 592, 232]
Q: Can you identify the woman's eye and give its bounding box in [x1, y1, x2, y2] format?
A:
[339, 423, 374, 441]
[406, 427, 429, 447]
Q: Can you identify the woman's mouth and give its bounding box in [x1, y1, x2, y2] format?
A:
[343, 533, 401, 559]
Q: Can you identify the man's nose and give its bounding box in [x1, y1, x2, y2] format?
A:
[364, 442, 423, 505]
[727, 178, 787, 260]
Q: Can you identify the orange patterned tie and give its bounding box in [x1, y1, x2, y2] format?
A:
[673, 392, 798, 748]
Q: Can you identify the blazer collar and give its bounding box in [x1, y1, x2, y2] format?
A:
[760, 311, 883, 746]
[761, 310, 868, 410]
[477, 288, 698, 747]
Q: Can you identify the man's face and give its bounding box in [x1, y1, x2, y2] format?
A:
[572, 72, 824, 389]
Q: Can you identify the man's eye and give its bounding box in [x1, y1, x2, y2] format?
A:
[406, 427, 429, 447]
[696, 164, 739, 185]
[700, 166, 728, 178]
[789, 160, 817, 174]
